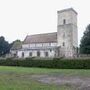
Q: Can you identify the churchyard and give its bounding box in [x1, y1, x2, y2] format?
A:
[0, 66, 89, 90]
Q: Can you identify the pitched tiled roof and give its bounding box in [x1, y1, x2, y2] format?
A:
[23, 32, 57, 44]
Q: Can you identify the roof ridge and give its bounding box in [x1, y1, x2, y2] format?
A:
[27, 32, 57, 37]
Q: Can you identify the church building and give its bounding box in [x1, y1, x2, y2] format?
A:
[10, 8, 78, 58]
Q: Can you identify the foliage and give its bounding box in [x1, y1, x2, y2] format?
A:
[0, 58, 90, 69]
[10, 40, 22, 50]
[80, 24, 90, 54]
[0, 37, 22, 57]
[0, 36, 10, 56]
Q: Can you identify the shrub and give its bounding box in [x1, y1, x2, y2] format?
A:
[0, 58, 90, 69]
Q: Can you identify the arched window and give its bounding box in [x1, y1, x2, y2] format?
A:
[29, 52, 32, 57]
[22, 52, 24, 57]
[45, 52, 48, 57]
[37, 51, 40, 57]
[50, 49, 52, 52]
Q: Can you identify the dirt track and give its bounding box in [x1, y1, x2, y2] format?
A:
[32, 75, 90, 90]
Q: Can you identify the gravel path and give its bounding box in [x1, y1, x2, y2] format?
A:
[32, 75, 90, 90]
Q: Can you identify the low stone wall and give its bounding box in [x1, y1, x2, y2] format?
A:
[78, 54, 90, 59]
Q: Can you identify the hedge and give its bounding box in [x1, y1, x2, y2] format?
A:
[0, 58, 90, 69]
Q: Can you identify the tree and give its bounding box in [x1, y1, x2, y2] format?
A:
[0, 36, 10, 56]
[10, 40, 22, 50]
[80, 24, 90, 54]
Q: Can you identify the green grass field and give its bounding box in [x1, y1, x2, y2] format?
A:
[0, 66, 90, 90]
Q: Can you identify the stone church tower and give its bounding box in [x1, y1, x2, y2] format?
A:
[57, 8, 78, 58]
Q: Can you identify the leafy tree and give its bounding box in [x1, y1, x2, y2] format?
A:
[0, 36, 10, 56]
[80, 24, 90, 54]
[10, 40, 22, 50]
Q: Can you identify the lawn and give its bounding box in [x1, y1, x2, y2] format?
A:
[0, 66, 90, 90]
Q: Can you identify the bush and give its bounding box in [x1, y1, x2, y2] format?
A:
[0, 58, 90, 69]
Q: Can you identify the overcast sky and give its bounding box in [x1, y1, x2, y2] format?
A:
[0, 0, 90, 45]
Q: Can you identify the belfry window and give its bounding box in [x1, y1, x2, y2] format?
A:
[63, 42, 65, 46]
[63, 19, 66, 24]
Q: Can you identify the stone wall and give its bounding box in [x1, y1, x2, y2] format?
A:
[17, 49, 56, 58]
